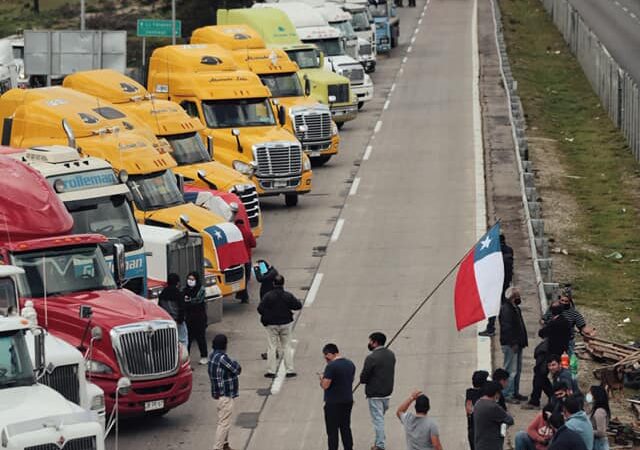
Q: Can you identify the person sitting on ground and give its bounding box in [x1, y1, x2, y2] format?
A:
[492, 368, 510, 409]
[587, 385, 610, 450]
[514, 404, 555, 450]
[396, 390, 443, 450]
[563, 396, 593, 450]
[473, 381, 514, 450]
[466, 370, 489, 450]
[547, 412, 587, 450]
[547, 355, 582, 407]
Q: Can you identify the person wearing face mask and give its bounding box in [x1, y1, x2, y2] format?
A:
[499, 287, 528, 403]
[359, 332, 396, 450]
[587, 385, 610, 450]
[184, 271, 208, 365]
[541, 288, 595, 354]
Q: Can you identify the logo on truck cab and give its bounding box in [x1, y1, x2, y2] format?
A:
[48, 169, 118, 192]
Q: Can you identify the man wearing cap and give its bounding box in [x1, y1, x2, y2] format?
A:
[208, 334, 242, 450]
[230, 202, 256, 304]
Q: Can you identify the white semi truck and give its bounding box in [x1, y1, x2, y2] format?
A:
[0, 280, 105, 450]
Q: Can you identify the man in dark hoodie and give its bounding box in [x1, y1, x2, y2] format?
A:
[258, 275, 302, 378]
[499, 287, 528, 403]
[547, 412, 587, 450]
[158, 273, 187, 347]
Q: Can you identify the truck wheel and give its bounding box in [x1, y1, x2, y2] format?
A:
[148, 410, 169, 418]
[311, 155, 332, 167]
[358, 102, 364, 110]
[284, 193, 299, 207]
[336, 122, 345, 130]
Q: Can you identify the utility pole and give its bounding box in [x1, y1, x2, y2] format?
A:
[171, 0, 176, 45]
[80, 0, 85, 30]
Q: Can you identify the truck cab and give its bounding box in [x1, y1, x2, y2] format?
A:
[0, 87, 248, 298]
[191, 25, 339, 165]
[62, 69, 264, 239]
[217, 7, 359, 128]
[147, 44, 313, 207]
[338, 1, 377, 72]
[368, 0, 400, 52]
[255, 2, 374, 110]
[0, 315, 105, 450]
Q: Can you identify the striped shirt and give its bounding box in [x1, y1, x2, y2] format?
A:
[208, 350, 241, 398]
[542, 306, 586, 339]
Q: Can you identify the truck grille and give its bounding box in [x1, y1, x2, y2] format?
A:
[328, 84, 350, 103]
[293, 111, 332, 144]
[224, 265, 245, 284]
[359, 43, 372, 56]
[167, 233, 204, 283]
[26, 437, 97, 450]
[254, 143, 303, 177]
[341, 65, 365, 85]
[231, 185, 261, 229]
[40, 364, 80, 405]
[113, 322, 178, 380]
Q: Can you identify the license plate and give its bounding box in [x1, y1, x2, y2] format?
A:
[310, 151, 321, 157]
[231, 282, 241, 292]
[144, 400, 164, 412]
[274, 180, 287, 189]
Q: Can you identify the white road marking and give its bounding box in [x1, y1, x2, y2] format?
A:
[407, 45, 413, 53]
[391, 83, 396, 92]
[304, 273, 324, 307]
[614, 0, 620, 5]
[331, 218, 345, 242]
[349, 177, 361, 196]
[384, 99, 390, 110]
[411, 36, 416, 44]
[419, 18, 423, 24]
[623, 6, 629, 12]
[399, 67, 404, 75]
[403, 56, 408, 64]
[374, 120, 383, 134]
[363, 145, 373, 160]
[630, 12, 637, 18]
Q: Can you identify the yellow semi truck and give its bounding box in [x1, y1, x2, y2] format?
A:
[0, 87, 248, 297]
[191, 24, 339, 166]
[148, 44, 313, 206]
[62, 69, 264, 237]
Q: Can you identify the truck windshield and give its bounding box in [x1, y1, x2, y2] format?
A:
[166, 132, 211, 165]
[0, 331, 34, 389]
[202, 98, 276, 128]
[259, 73, 303, 98]
[285, 49, 321, 69]
[127, 170, 184, 211]
[332, 21, 357, 39]
[305, 38, 344, 57]
[0, 278, 17, 317]
[66, 195, 143, 252]
[351, 11, 372, 31]
[12, 246, 117, 298]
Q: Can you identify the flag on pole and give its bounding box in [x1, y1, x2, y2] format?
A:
[454, 223, 504, 331]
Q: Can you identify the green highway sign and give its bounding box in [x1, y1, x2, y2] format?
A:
[137, 19, 181, 38]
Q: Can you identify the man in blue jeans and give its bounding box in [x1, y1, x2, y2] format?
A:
[359, 332, 396, 450]
[499, 287, 528, 403]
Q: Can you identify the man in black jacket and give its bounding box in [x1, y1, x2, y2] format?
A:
[480, 234, 514, 337]
[258, 275, 302, 378]
[359, 332, 396, 450]
[499, 287, 528, 403]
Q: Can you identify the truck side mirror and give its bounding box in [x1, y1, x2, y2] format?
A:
[278, 105, 286, 127]
[207, 135, 214, 158]
[176, 173, 185, 195]
[33, 329, 45, 374]
[318, 51, 325, 68]
[62, 119, 76, 149]
[112, 243, 126, 288]
[304, 76, 311, 96]
[231, 128, 243, 153]
[79, 305, 93, 319]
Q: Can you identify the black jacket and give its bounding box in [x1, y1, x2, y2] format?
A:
[359, 347, 396, 398]
[158, 285, 185, 323]
[255, 266, 278, 300]
[548, 426, 588, 450]
[499, 302, 528, 348]
[501, 243, 514, 289]
[257, 287, 302, 326]
[538, 315, 571, 357]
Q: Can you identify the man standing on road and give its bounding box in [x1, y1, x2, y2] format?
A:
[499, 287, 528, 403]
[480, 233, 514, 337]
[320, 343, 356, 450]
[208, 334, 241, 450]
[474, 381, 514, 450]
[360, 332, 396, 450]
[258, 275, 302, 378]
[396, 390, 443, 450]
[232, 203, 256, 304]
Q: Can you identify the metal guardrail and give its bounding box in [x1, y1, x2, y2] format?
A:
[540, 0, 640, 160]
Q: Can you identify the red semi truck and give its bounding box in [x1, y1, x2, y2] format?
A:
[0, 153, 192, 416]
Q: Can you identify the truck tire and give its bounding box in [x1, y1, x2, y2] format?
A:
[284, 193, 299, 207]
[311, 155, 332, 167]
[358, 101, 364, 110]
[336, 122, 345, 130]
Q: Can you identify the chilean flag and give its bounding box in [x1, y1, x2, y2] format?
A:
[454, 224, 504, 331]
[205, 223, 249, 271]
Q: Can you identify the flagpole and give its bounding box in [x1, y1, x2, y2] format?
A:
[352, 221, 500, 393]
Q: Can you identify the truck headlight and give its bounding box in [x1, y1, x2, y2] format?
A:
[90, 394, 105, 411]
[204, 273, 217, 287]
[148, 285, 163, 300]
[233, 160, 254, 176]
[179, 343, 190, 365]
[86, 360, 113, 375]
[331, 121, 339, 136]
[204, 258, 213, 269]
[303, 154, 311, 171]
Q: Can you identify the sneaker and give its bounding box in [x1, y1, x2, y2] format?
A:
[285, 372, 297, 378]
[199, 357, 208, 365]
[515, 394, 528, 401]
[478, 329, 496, 337]
[264, 372, 276, 378]
[521, 402, 541, 410]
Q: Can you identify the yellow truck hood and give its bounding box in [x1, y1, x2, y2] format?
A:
[173, 160, 254, 191]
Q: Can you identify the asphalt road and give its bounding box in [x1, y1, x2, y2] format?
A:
[566, 0, 640, 81]
[113, 0, 482, 448]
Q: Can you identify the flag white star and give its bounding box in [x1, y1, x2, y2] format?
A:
[214, 230, 223, 240]
[479, 236, 492, 250]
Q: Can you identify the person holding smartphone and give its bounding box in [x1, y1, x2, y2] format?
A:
[254, 259, 279, 300]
